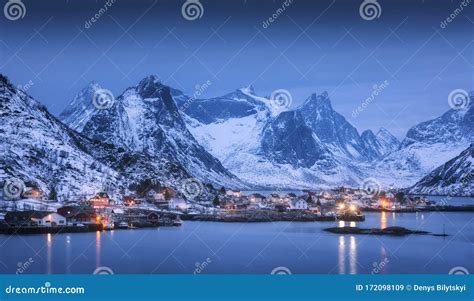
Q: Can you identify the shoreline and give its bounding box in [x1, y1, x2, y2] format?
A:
[360, 205, 474, 213]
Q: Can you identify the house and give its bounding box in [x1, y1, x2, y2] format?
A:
[4, 211, 66, 227]
[249, 193, 265, 203]
[145, 189, 165, 201]
[88, 192, 112, 209]
[226, 190, 241, 198]
[57, 206, 99, 225]
[290, 199, 308, 210]
[22, 187, 43, 199]
[168, 198, 189, 211]
[269, 193, 282, 203]
[33, 212, 66, 227]
[123, 196, 138, 207]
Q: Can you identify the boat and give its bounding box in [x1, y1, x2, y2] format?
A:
[118, 222, 128, 229]
[173, 216, 182, 226]
[106, 222, 115, 229]
[128, 223, 138, 229]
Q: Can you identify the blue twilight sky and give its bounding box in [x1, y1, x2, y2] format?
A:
[0, 0, 472, 138]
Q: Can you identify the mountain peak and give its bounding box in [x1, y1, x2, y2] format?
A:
[361, 129, 376, 139]
[377, 127, 391, 136]
[302, 92, 332, 110]
[139, 75, 161, 84]
[137, 75, 166, 99]
[240, 85, 256, 95]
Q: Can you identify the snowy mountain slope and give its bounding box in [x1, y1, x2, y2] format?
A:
[298, 93, 369, 160]
[58, 81, 102, 132]
[261, 110, 330, 168]
[373, 95, 473, 187]
[60, 75, 241, 188]
[360, 128, 400, 160]
[409, 144, 473, 196]
[0, 75, 124, 199]
[182, 86, 472, 190]
[175, 86, 271, 124]
[375, 128, 400, 153]
[183, 88, 370, 188]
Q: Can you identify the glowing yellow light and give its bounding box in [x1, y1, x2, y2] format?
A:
[350, 205, 356, 212]
[338, 204, 345, 210]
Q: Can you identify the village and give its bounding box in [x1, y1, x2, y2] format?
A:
[0, 183, 443, 234]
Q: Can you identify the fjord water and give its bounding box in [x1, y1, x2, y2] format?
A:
[0, 211, 472, 274]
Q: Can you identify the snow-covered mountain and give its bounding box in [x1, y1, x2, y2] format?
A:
[373, 94, 473, 187]
[4, 70, 470, 195]
[0, 75, 133, 200]
[409, 144, 473, 196]
[298, 93, 369, 160]
[360, 128, 400, 160]
[58, 81, 102, 132]
[180, 86, 473, 191]
[182, 88, 380, 188]
[60, 75, 240, 189]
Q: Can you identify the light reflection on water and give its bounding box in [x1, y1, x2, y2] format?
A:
[96, 231, 101, 269]
[65, 235, 71, 274]
[380, 211, 387, 229]
[337, 235, 358, 274]
[3, 211, 472, 274]
[338, 236, 345, 274]
[46, 233, 52, 274]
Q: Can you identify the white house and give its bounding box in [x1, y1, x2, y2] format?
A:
[32, 212, 66, 227]
[290, 199, 308, 210]
[169, 198, 189, 211]
[146, 190, 165, 201]
[226, 190, 241, 198]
